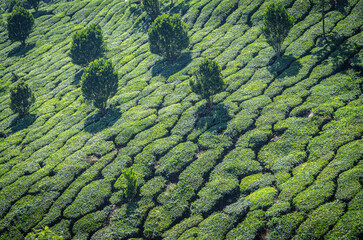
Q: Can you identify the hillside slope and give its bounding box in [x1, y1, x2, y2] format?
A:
[0, 0, 362, 239]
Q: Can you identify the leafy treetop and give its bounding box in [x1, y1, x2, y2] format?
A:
[7, 6, 34, 45]
[189, 58, 225, 109]
[10, 80, 35, 118]
[143, 0, 160, 21]
[70, 24, 105, 66]
[262, 3, 294, 58]
[81, 58, 118, 114]
[148, 14, 189, 61]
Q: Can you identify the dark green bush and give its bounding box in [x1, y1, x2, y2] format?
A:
[7, 6, 34, 45]
[70, 24, 105, 66]
[148, 14, 189, 61]
[81, 58, 118, 113]
[10, 81, 35, 118]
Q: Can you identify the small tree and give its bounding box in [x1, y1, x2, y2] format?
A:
[70, 24, 105, 66]
[27, 0, 41, 12]
[81, 58, 118, 114]
[10, 80, 35, 118]
[7, 7, 34, 46]
[189, 59, 225, 109]
[261, 3, 294, 58]
[148, 14, 189, 61]
[143, 0, 160, 21]
[123, 168, 138, 200]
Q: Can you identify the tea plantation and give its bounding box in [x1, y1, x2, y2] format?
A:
[0, 0, 362, 239]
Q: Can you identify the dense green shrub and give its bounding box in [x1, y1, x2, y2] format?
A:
[70, 24, 105, 66]
[148, 14, 189, 61]
[81, 58, 118, 114]
[7, 7, 34, 45]
[262, 3, 294, 58]
[189, 58, 225, 109]
[10, 81, 35, 118]
[142, 0, 160, 20]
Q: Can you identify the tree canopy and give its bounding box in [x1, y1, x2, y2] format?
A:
[7, 7, 34, 45]
[81, 58, 118, 114]
[70, 24, 105, 66]
[10, 80, 35, 117]
[262, 3, 294, 58]
[189, 58, 225, 109]
[148, 14, 189, 61]
[143, 0, 160, 21]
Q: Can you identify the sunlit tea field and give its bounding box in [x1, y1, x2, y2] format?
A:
[0, 0, 362, 239]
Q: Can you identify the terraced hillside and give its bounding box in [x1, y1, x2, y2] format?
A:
[0, 0, 362, 239]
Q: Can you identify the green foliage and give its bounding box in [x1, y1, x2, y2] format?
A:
[123, 168, 138, 200]
[189, 58, 225, 108]
[70, 24, 105, 66]
[226, 210, 266, 240]
[267, 212, 306, 240]
[25, 226, 63, 240]
[294, 201, 345, 240]
[7, 6, 34, 45]
[10, 81, 35, 118]
[246, 187, 278, 211]
[81, 58, 118, 113]
[27, 0, 40, 12]
[143, 0, 160, 20]
[262, 3, 294, 58]
[148, 14, 189, 61]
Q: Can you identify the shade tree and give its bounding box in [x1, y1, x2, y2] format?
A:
[10, 80, 35, 118]
[7, 7, 34, 46]
[148, 14, 189, 61]
[81, 58, 118, 114]
[189, 58, 225, 109]
[261, 3, 294, 58]
[70, 24, 105, 66]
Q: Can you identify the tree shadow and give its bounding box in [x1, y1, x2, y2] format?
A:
[167, 0, 191, 16]
[84, 107, 122, 134]
[268, 54, 302, 78]
[151, 51, 192, 78]
[195, 103, 231, 132]
[33, 10, 52, 18]
[72, 69, 84, 86]
[7, 43, 36, 57]
[11, 114, 37, 133]
[335, 0, 349, 13]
